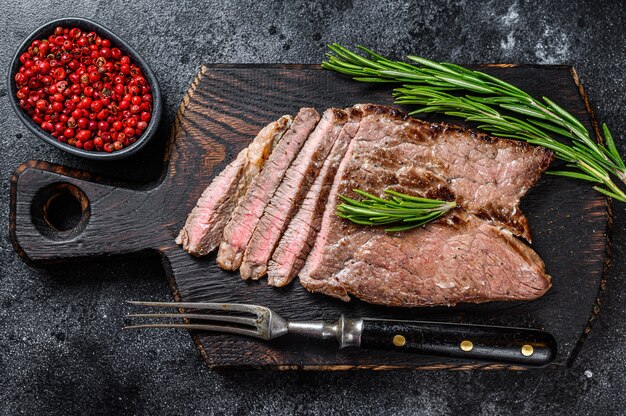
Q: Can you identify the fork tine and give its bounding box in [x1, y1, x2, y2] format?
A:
[126, 313, 258, 327]
[124, 323, 262, 338]
[126, 300, 265, 315]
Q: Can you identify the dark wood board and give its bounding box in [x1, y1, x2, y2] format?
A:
[10, 64, 610, 370]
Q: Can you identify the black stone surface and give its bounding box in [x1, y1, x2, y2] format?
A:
[1, 1, 624, 414]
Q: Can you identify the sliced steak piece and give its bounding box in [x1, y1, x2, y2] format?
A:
[240, 108, 349, 280]
[267, 115, 361, 287]
[217, 108, 320, 270]
[176, 115, 292, 256]
[300, 104, 553, 306]
[175, 152, 247, 255]
[302, 212, 551, 307]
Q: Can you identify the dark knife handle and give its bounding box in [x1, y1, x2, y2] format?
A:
[359, 319, 557, 367]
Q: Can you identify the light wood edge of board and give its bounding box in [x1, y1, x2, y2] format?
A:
[565, 66, 612, 367]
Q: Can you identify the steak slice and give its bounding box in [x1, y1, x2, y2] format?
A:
[217, 108, 320, 270]
[240, 108, 349, 280]
[176, 115, 292, 256]
[300, 104, 553, 306]
[267, 114, 361, 286]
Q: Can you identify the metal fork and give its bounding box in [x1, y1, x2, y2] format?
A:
[125, 300, 557, 367]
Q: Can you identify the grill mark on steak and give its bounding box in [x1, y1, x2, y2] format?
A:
[267, 114, 361, 287]
[240, 108, 348, 280]
[176, 115, 292, 256]
[217, 108, 320, 270]
[299, 104, 552, 306]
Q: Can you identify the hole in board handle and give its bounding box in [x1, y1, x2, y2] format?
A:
[30, 182, 90, 240]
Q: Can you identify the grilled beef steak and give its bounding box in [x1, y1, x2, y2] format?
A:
[240, 108, 349, 280]
[176, 115, 292, 256]
[180, 103, 553, 307]
[299, 104, 553, 306]
[217, 108, 320, 270]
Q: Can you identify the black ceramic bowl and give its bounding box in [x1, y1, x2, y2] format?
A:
[7, 17, 162, 160]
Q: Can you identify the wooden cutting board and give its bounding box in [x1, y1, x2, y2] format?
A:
[10, 64, 610, 370]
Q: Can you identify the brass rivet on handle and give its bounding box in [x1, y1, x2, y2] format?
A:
[393, 335, 406, 347]
[460, 340, 473, 351]
[521, 344, 534, 356]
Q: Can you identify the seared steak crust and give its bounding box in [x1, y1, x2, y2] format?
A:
[342, 104, 553, 241]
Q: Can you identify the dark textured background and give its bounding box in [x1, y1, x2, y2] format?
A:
[1, 1, 625, 414]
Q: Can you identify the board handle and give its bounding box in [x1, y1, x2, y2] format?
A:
[360, 319, 557, 367]
[10, 161, 170, 265]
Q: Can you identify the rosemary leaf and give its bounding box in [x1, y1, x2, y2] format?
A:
[336, 189, 455, 232]
[546, 170, 603, 183]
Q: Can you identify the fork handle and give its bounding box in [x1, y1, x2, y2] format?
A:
[359, 319, 557, 367]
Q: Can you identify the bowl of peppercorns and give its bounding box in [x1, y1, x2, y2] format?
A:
[8, 17, 162, 160]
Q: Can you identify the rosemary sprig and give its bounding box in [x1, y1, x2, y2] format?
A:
[337, 189, 456, 232]
[322, 43, 626, 202]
